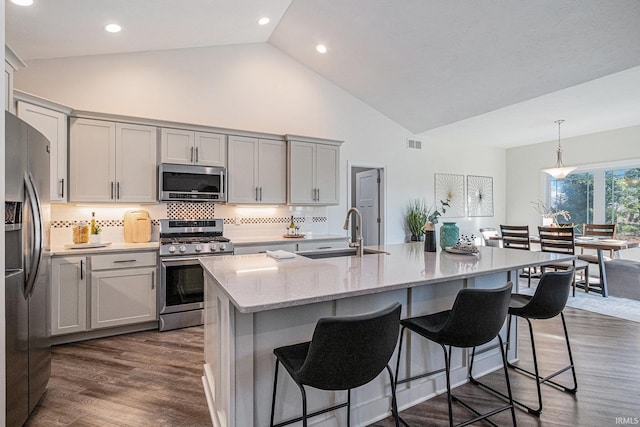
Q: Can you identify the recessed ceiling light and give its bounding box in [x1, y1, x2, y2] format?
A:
[258, 17, 270, 26]
[11, 0, 34, 6]
[316, 44, 327, 54]
[104, 23, 122, 33]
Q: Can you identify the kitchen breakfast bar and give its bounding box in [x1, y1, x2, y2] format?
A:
[200, 243, 574, 427]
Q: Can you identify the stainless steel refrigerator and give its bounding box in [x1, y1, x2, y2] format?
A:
[5, 111, 51, 427]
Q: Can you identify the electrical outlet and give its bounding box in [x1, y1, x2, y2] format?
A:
[235, 216, 241, 226]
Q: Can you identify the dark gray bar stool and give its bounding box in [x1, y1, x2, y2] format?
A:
[394, 283, 516, 427]
[470, 270, 577, 416]
[269, 303, 402, 427]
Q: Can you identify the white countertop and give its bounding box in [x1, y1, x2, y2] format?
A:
[50, 241, 159, 256]
[230, 234, 346, 245]
[201, 242, 575, 314]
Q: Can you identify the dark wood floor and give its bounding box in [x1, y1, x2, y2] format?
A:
[26, 326, 210, 427]
[26, 307, 640, 426]
[373, 307, 640, 427]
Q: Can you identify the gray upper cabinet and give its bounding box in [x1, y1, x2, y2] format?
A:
[227, 135, 287, 204]
[69, 117, 158, 203]
[287, 135, 342, 205]
[160, 127, 226, 167]
[17, 99, 70, 202]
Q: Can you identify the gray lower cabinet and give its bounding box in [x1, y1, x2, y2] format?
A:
[90, 252, 157, 329]
[51, 256, 87, 336]
[50, 251, 158, 336]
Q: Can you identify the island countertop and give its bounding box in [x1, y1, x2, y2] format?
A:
[200, 242, 574, 314]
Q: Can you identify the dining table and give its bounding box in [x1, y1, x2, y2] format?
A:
[488, 235, 639, 297]
[573, 237, 639, 297]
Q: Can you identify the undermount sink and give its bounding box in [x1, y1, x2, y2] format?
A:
[298, 247, 389, 259]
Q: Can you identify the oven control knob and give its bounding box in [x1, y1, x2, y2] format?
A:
[219, 243, 226, 251]
[210, 243, 218, 251]
[168, 245, 176, 253]
[179, 245, 187, 253]
[195, 244, 202, 252]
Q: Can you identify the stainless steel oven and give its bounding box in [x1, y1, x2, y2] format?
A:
[160, 256, 206, 330]
[158, 219, 232, 331]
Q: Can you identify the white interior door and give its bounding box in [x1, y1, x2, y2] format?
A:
[356, 169, 380, 246]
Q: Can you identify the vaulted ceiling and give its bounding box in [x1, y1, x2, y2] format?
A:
[6, 0, 640, 147]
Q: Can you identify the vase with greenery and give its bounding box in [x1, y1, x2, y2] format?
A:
[531, 200, 571, 226]
[421, 199, 450, 251]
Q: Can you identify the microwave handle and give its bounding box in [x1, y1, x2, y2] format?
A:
[221, 173, 225, 196]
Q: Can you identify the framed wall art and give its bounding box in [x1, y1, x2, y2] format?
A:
[434, 173, 465, 217]
[467, 175, 494, 217]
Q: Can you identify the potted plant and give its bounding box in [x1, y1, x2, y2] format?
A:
[90, 225, 102, 244]
[405, 199, 428, 241]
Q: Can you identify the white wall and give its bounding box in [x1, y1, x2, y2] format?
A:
[506, 124, 640, 234]
[14, 43, 507, 243]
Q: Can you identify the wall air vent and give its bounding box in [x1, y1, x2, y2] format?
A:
[406, 139, 423, 150]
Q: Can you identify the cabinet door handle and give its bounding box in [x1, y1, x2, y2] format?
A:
[151, 271, 155, 290]
[195, 147, 199, 162]
[111, 182, 115, 199]
[80, 259, 84, 280]
[113, 259, 137, 263]
[259, 187, 263, 201]
[116, 182, 120, 199]
[60, 178, 65, 198]
[255, 187, 259, 201]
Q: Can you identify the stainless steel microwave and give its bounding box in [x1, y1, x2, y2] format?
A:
[159, 163, 226, 202]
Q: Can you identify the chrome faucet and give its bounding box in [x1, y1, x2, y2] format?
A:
[343, 207, 363, 257]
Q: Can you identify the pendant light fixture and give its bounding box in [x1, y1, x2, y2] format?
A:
[543, 119, 576, 179]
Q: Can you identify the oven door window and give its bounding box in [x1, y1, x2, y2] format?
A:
[164, 263, 204, 306]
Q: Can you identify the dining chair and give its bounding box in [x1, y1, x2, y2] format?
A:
[577, 223, 617, 293]
[479, 227, 500, 247]
[538, 226, 589, 296]
[579, 223, 617, 260]
[500, 225, 534, 287]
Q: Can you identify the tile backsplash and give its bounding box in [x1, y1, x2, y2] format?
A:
[49, 203, 331, 245]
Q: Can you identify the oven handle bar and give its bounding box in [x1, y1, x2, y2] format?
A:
[160, 256, 209, 263]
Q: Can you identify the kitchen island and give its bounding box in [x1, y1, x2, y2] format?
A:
[201, 243, 574, 427]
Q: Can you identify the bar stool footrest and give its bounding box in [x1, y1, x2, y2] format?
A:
[450, 393, 513, 427]
[469, 373, 541, 417]
[508, 362, 577, 393]
[272, 402, 349, 427]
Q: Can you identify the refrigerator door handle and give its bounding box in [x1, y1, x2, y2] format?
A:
[24, 172, 44, 297]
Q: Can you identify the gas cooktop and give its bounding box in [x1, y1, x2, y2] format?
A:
[159, 219, 233, 256]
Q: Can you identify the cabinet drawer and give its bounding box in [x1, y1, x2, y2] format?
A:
[297, 240, 348, 251]
[91, 251, 157, 270]
[234, 243, 297, 255]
